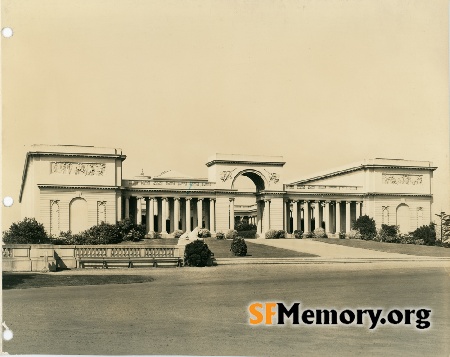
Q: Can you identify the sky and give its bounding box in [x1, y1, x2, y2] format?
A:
[1, 0, 449, 229]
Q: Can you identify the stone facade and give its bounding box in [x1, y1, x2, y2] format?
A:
[19, 145, 437, 237]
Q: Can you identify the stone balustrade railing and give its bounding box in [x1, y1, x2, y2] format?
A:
[3, 244, 181, 272]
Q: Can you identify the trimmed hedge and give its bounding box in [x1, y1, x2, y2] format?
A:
[184, 240, 213, 267]
[265, 229, 286, 239]
[237, 230, 257, 239]
[230, 237, 247, 256]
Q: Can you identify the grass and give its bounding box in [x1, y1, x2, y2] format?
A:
[203, 238, 318, 258]
[131, 237, 317, 257]
[2, 273, 154, 290]
[314, 238, 450, 257]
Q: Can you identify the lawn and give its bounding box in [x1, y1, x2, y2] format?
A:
[203, 238, 317, 258]
[2, 273, 154, 290]
[137, 237, 318, 258]
[314, 238, 450, 257]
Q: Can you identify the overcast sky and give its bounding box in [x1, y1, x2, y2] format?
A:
[2, 0, 449, 229]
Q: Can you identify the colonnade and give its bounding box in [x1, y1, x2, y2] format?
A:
[285, 199, 363, 234]
[122, 196, 217, 235]
[119, 195, 364, 237]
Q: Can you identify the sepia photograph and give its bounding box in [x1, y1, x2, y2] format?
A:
[1, 0, 449, 356]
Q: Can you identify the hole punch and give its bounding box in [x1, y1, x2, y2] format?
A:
[2, 322, 13, 341]
[3, 196, 14, 207]
[1, 27, 13, 38]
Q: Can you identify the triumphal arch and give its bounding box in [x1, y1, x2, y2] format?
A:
[19, 145, 437, 237]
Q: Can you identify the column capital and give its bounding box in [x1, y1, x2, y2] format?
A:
[197, 198, 204, 201]
[345, 200, 351, 205]
[210, 198, 216, 202]
[173, 197, 180, 201]
[229, 198, 235, 202]
[264, 199, 271, 203]
[185, 197, 192, 201]
[162, 197, 169, 201]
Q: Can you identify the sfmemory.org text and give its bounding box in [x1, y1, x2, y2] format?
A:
[248, 302, 431, 330]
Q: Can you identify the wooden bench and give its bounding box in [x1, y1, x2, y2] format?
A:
[77, 257, 182, 269]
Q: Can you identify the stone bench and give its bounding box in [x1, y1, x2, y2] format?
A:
[76, 256, 183, 268]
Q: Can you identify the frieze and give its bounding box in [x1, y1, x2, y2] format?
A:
[51, 162, 106, 176]
[382, 174, 423, 185]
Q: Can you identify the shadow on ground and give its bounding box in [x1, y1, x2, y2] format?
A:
[2, 273, 155, 290]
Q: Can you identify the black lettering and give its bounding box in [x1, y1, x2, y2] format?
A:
[416, 309, 431, 330]
[316, 309, 338, 325]
[277, 303, 300, 325]
[302, 309, 315, 325]
[340, 310, 355, 324]
[387, 310, 403, 324]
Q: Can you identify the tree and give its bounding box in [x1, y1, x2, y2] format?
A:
[435, 212, 450, 242]
[352, 215, 377, 240]
[2, 218, 50, 244]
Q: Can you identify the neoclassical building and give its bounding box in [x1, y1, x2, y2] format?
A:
[19, 145, 437, 237]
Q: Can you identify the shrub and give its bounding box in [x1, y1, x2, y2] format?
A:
[411, 224, 436, 246]
[293, 230, 303, 239]
[198, 228, 211, 238]
[216, 232, 225, 240]
[235, 222, 257, 232]
[347, 229, 362, 239]
[3, 218, 50, 244]
[237, 230, 257, 238]
[398, 234, 417, 245]
[265, 229, 286, 239]
[147, 231, 162, 239]
[304, 231, 314, 238]
[226, 229, 238, 240]
[313, 228, 327, 238]
[116, 218, 145, 241]
[352, 215, 377, 240]
[230, 237, 247, 256]
[173, 230, 184, 238]
[184, 240, 213, 267]
[339, 232, 346, 239]
[265, 229, 277, 239]
[81, 222, 122, 244]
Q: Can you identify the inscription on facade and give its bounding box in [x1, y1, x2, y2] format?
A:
[382, 174, 423, 185]
[51, 162, 106, 176]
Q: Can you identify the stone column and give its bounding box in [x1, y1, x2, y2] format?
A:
[345, 201, 351, 233]
[148, 198, 155, 233]
[315, 201, 321, 230]
[161, 198, 168, 234]
[285, 200, 290, 233]
[185, 198, 192, 232]
[229, 198, 235, 230]
[125, 196, 130, 219]
[117, 195, 122, 222]
[356, 201, 361, 220]
[335, 201, 341, 234]
[257, 200, 262, 235]
[136, 197, 142, 225]
[145, 198, 150, 233]
[157, 198, 162, 233]
[174, 198, 180, 231]
[303, 201, 310, 233]
[292, 201, 298, 232]
[263, 199, 270, 233]
[209, 198, 216, 233]
[324, 201, 331, 234]
[197, 198, 203, 228]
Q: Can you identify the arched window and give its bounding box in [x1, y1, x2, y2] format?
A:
[396, 204, 410, 234]
[70, 197, 88, 234]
